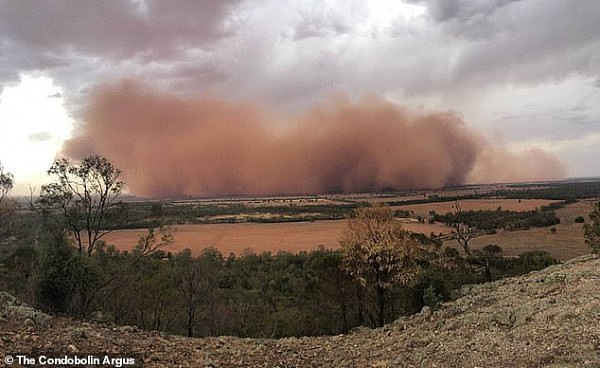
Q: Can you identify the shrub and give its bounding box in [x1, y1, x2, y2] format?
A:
[422, 284, 442, 311]
[574, 216, 585, 223]
[36, 240, 100, 316]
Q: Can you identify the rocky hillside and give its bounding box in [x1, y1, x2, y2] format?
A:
[2, 255, 600, 367]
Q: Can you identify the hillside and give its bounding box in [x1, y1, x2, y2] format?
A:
[1, 255, 599, 367]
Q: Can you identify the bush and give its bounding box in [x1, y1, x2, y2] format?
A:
[422, 284, 442, 310]
[36, 240, 100, 316]
[574, 216, 585, 223]
[36, 242, 73, 313]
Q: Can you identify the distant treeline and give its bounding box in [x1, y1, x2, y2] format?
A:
[108, 202, 362, 229]
[34, 181, 600, 230]
[484, 182, 600, 200]
[432, 203, 564, 232]
[385, 182, 600, 207]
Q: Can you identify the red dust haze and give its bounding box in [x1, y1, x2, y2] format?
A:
[63, 81, 566, 197]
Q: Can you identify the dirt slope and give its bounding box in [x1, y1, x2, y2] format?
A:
[2, 255, 599, 367]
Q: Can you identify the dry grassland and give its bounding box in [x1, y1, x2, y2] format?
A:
[395, 198, 556, 216]
[468, 200, 594, 260]
[106, 199, 594, 260]
[105, 219, 449, 256]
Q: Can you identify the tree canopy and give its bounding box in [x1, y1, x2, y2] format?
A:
[340, 205, 420, 326]
[37, 155, 125, 256]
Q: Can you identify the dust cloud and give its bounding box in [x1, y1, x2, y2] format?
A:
[63, 81, 565, 197]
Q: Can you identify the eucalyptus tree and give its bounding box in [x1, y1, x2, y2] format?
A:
[36, 155, 126, 256]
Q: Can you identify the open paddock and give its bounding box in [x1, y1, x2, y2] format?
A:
[395, 199, 557, 217]
[104, 219, 449, 256]
[104, 200, 593, 260]
[467, 200, 592, 260]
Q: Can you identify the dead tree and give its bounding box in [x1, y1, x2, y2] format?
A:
[451, 202, 480, 257]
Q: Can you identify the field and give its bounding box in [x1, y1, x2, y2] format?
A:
[104, 219, 450, 256]
[467, 200, 593, 260]
[393, 198, 556, 216]
[106, 191, 591, 260]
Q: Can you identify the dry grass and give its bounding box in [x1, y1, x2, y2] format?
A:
[106, 199, 595, 260]
[106, 221, 346, 256]
[467, 200, 594, 261]
[395, 199, 556, 217]
[104, 219, 447, 256]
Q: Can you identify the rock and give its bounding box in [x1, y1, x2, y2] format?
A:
[71, 328, 88, 339]
[420, 306, 432, 317]
[204, 359, 217, 367]
[91, 311, 111, 323]
[24, 318, 35, 328]
[115, 325, 137, 334]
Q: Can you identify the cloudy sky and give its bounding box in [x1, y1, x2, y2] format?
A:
[0, 0, 599, 195]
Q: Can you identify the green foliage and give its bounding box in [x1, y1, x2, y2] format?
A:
[35, 239, 101, 316]
[0, 243, 37, 300]
[416, 268, 447, 310]
[423, 285, 442, 310]
[433, 208, 560, 232]
[584, 201, 600, 254]
[0, 162, 17, 241]
[0, 161, 13, 201]
[36, 241, 72, 313]
[36, 155, 126, 256]
[574, 216, 585, 223]
[1, 239, 562, 338]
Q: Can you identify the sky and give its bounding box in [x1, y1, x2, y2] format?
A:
[0, 0, 599, 196]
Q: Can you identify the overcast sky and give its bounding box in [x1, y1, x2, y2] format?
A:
[0, 0, 599, 194]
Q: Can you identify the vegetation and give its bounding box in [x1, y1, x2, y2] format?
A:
[0, 240, 560, 337]
[340, 205, 420, 327]
[584, 201, 600, 254]
[35, 156, 126, 255]
[433, 206, 561, 233]
[0, 162, 17, 242]
[0, 156, 586, 339]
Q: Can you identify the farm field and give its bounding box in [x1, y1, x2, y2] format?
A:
[105, 198, 593, 260]
[467, 200, 593, 260]
[104, 219, 449, 256]
[394, 198, 557, 216]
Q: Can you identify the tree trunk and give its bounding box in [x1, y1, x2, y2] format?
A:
[377, 286, 385, 327]
[356, 282, 364, 326]
[187, 305, 195, 337]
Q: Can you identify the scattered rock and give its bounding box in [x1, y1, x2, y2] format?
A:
[420, 305, 432, 317]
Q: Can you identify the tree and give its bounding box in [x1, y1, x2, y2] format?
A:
[174, 247, 224, 337]
[450, 202, 482, 257]
[36, 155, 126, 256]
[340, 205, 420, 327]
[0, 162, 13, 205]
[0, 162, 17, 242]
[584, 201, 600, 254]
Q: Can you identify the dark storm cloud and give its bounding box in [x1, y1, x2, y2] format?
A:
[0, 0, 243, 91]
[1, 0, 598, 105]
[1, 0, 597, 179]
[417, 0, 600, 88]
